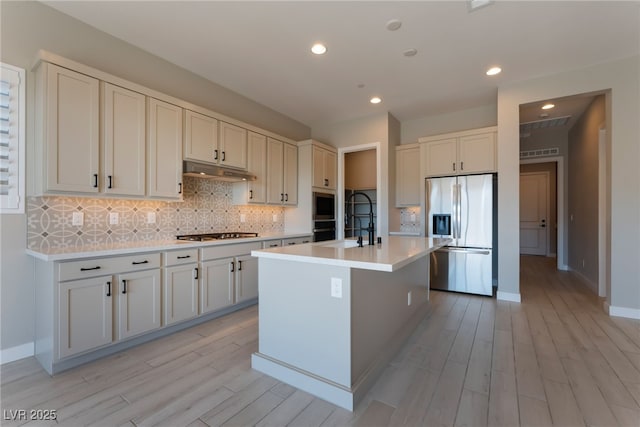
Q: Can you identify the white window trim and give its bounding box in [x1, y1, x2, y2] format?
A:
[0, 62, 26, 214]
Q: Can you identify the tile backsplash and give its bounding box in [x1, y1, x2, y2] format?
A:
[27, 177, 284, 251]
[399, 207, 421, 234]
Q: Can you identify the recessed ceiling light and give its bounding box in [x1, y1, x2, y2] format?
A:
[486, 66, 502, 76]
[311, 43, 327, 55]
[370, 96, 382, 104]
[542, 103, 555, 110]
[386, 19, 402, 31]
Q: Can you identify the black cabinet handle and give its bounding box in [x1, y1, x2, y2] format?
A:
[238, 260, 242, 271]
[452, 163, 456, 171]
[122, 280, 127, 294]
[324, 178, 329, 187]
[230, 261, 235, 273]
[285, 193, 289, 202]
[249, 190, 253, 200]
[280, 193, 284, 202]
[132, 260, 149, 265]
[108, 175, 112, 189]
[106, 281, 111, 297]
[93, 174, 98, 188]
[302, 240, 310, 244]
[194, 267, 199, 280]
[177, 255, 191, 259]
[287, 242, 296, 245]
[222, 151, 226, 161]
[460, 161, 464, 171]
[214, 149, 218, 160]
[178, 183, 182, 194]
[269, 244, 279, 248]
[80, 266, 101, 271]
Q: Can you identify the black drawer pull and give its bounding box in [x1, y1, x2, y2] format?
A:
[287, 242, 296, 245]
[177, 255, 191, 259]
[106, 281, 111, 297]
[269, 244, 279, 248]
[122, 280, 127, 294]
[302, 240, 310, 244]
[132, 260, 149, 265]
[80, 266, 101, 271]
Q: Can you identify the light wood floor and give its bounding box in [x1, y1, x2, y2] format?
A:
[2, 256, 640, 426]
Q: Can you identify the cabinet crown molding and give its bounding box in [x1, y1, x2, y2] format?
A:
[417, 126, 497, 143]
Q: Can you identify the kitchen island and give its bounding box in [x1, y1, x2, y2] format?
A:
[251, 236, 450, 411]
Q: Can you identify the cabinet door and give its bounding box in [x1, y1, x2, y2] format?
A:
[247, 131, 267, 203]
[45, 64, 99, 193]
[235, 255, 258, 303]
[219, 121, 248, 170]
[266, 138, 284, 204]
[283, 142, 298, 206]
[396, 147, 420, 206]
[164, 264, 199, 325]
[312, 146, 325, 188]
[324, 150, 337, 190]
[458, 132, 496, 174]
[117, 269, 161, 340]
[58, 276, 113, 358]
[147, 98, 183, 199]
[103, 83, 146, 196]
[200, 258, 235, 314]
[424, 138, 457, 177]
[184, 110, 218, 163]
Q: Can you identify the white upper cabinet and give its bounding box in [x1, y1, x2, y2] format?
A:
[283, 142, 298, 206]
[420, 127, 497, 177]
[147, 98, 183, 199]
[183, 109, 218, 163]
[312, 146, 337, 190]
[38, 63, 100, 193]
[396, 144, 421, 207]
[102, 83, 146, 196]
[266, 138, 298, 206]
[245, 131, 267, 203]
[218, 121, 248, 170]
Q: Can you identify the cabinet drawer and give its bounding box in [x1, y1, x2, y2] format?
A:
[201, 242, 262, 261]
[164, 249, 199, 266]
[262, 239, 282, 249]
[282, 236, 312, 246]
[59, 253, 161, 281]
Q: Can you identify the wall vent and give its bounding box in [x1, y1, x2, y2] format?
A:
[520, 147, 560, 159]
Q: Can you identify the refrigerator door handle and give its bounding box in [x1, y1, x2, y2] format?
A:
[438, 247, 491, 255]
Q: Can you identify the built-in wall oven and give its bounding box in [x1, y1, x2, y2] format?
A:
[313, 192, 336, 242]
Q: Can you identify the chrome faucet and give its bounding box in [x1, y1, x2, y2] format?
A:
[345, 191, 375, 245]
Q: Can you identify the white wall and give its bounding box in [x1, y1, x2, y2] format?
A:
[0, 1, 310, 358]
[498, 55, 640, 314]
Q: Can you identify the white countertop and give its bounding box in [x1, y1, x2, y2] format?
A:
[26, 232, 312, 262]
[252, 236, 451, 272]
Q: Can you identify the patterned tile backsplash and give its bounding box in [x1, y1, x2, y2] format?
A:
[399, 207, 421, 234]
[27, 177, 285, 251]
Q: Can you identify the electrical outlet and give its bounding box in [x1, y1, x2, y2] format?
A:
[331, 278, 342, 298]
[146, 212, 156, 224]
[240, 214, 246, 223]
[410, 213, 416, 222]
[272, 214, 278, 222]
[408, 291, 412, 306]
[109, 212, 119, 225]
[72, 212, 84, 226]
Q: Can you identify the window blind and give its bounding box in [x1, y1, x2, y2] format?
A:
[0, 63, 25, 214]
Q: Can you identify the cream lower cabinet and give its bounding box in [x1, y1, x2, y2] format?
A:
[163, 249, 199, 326]
[235, 254, 259, 303]
[200, 257, 235, 314]
[116, 269, 161, 340]
[58, 276, 113, 359]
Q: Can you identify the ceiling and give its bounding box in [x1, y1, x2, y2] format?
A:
[43, 1, 639, 129]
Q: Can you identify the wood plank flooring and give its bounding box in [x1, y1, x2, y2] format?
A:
[2, 255, 640, 426]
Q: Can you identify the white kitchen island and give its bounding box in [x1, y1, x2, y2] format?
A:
[251, 236, 450, 411]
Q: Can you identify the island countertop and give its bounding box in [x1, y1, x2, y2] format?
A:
[251, 236, 451, 272]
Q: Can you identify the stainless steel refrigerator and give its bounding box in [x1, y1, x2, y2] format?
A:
[427, 174, 495, 296]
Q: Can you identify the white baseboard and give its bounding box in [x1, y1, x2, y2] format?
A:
[558, 264, 570, 271]
[604, 302, 640, 320]
[0, 342, 34, 365]
[497, 291, 521, 303]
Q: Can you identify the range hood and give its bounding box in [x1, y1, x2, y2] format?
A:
[183, 161, 257, 182]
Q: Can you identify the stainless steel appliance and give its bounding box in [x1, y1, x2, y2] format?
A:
[312, 192, 336, 242]
[176, 232, 259, 242]
[427, 174, 494, 296]
[183, 160, 257, 182]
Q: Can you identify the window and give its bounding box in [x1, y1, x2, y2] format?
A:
[0, 63, 25, 214]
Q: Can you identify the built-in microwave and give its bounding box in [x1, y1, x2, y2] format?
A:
[313, 191, 335, 220]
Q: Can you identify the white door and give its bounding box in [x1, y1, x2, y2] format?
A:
[520, 172, 549, 255]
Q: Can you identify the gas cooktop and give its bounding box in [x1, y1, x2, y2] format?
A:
[176, 232, 259, 242]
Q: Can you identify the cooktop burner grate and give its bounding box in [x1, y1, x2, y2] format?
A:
[176, 232, 259, 242]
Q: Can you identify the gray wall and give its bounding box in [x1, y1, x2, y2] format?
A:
[568, 95, 605, 287]
[0, 1, 310, 356]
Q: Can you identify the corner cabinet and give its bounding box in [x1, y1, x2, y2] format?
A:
[35, 62, 100, 194]
[147, 98, 183, 199]
[396, 144, 421, 206]
[266, 138, 297, 206]
[419, 127, 497, 177]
